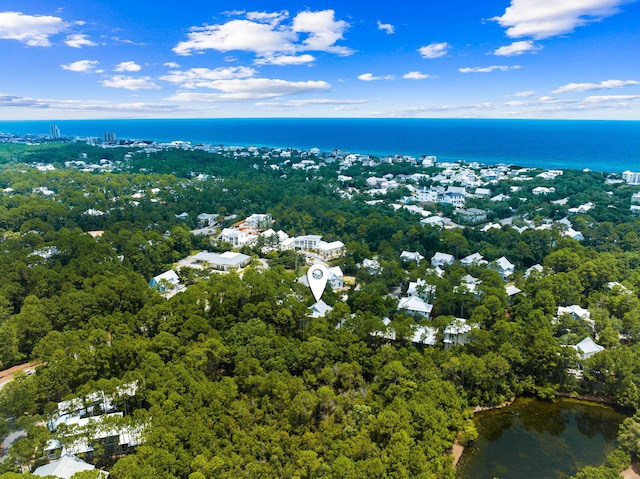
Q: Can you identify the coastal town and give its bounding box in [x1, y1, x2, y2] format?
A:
[2, 131, 640, 478]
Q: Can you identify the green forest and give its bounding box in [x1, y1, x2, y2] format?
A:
[2, 142, 640, 478]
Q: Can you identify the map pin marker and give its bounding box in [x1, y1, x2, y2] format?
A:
[307, 264, 328, 302]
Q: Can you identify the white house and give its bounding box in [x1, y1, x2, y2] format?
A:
[443, 318, 477, 349]
[407, 278, 436, 302]
[309, 300, 333, 318]
[317, 240, 346, 259]
[460, 252, 487, 266]
[190, 251, 251, 271]
[149, 270, 180, 292]
[219, 228, 254, 247]
[34, 453, 108, 478]
[397, 296, 433, 318]
[400, 250, 425, 264]
[573, 337, 604, 361]
[492, 256, 515, 281]
[431, 252, 455, 268]
[558, 305, 592, 323]
[361, 258, 382, 274]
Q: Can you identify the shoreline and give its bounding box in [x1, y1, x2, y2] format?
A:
[452, 397, 517, 466]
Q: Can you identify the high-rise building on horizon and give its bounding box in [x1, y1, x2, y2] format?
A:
[50, 124, 60, 139]
[104, 132, 117, 144]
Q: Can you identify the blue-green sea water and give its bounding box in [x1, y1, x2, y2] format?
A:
[1, 118, 639, 173]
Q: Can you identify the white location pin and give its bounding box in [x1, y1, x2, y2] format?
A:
[307, 264, 329, 302]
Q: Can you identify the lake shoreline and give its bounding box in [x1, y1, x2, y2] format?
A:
[451, 393, 627, 470]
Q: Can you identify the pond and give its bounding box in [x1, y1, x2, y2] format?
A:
[456, 398, 628, 479]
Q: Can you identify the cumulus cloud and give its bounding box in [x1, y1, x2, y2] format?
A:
[513, 90, 537, 97]
[173, 9, 352, 58]
[163, 62, 180, 68]
[494, 40, 541, 56]
[418, 42, 449, 59]
[403, 71, 432, 80]
[459, 65, 522, 73]
[61, 60, 100, 72]
[114, 61, 142, 72]
[101, 75, 161, 90]
[0, 11, 67, 46]
[377, 20, 395, 34]
[161, 66, 257, 87]
[254, 54, 316, 66]
[553, 79, 640, 93]
[358, 73, 394, 81]
[65, 33, 97, 48]
[166, 78, 330, 101]
[492, 0, 631, 39]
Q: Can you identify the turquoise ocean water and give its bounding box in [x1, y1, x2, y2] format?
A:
[1, 118, 639, 173]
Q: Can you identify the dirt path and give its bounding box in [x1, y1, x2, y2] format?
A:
[0, 362, 37, 385]
[622, 464, 640, 479]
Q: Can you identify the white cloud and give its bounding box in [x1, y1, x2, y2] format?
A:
[403, 71, 432, 80]
[513, 90, 537, 97]
[377, 20, 395, 34]
[161, 66, 257, 87]
[114, 61, 142, 72]
[61, 60, 99, 72]
[65, 33, 97, 48]
[584, 94, 640, 103]
[553, 79, 640, 93]
[254, 54, 316, 66]
[418, 42, 449, 59]
[492, 0, 631, 39]
[292, 10, 352, 55]
[246, 10, 289, 25]
[459, 65, 522, 73]
[163, 62, 180, 68]
[358, 73, 394, 81]
[494, 40, 541, 56]
[0, 11, 67, 46]
[101, 75, 161, 90]
[256, 98, 369, 107]
[166, 78, 330, 101]
[173, 9, 352, 58]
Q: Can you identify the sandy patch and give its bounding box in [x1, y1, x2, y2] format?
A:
[622, 464, 640, 479]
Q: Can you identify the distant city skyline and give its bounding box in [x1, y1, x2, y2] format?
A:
[1, 0, 639, 120]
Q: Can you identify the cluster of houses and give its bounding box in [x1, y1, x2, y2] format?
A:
[31, 383, 143, 477]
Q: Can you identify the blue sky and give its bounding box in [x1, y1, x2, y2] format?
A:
[1, 0, 639, 120]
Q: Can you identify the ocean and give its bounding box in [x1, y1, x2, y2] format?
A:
[1, 118, 639, 173]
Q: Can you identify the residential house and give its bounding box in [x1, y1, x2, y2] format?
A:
[492, 256, 515, 281]
[573, 337, 604, 361]
[557, 305, 592, 324]
[524, 264, 544, 279]
[431, 252, 455, 268]
[196, 213, 218, 226]
[244, 213, 273, 229]
[456, 208, 488, 224]
[407, 278, 436, 302]
[309, 300, 333, 318]
[219, 227, 255, 247]
[460, 252, 487, 266]
[190, 251, 251, 271]
[443, 318, 477, 349]
[317, 240, 346, 259]
[361, 258, 382, 274]
[397, 296, 433, 318]
[149, 270, 181, 292]
[442, 186, 467, 208]
[532, 186, 555, 195]
[400, 250, 425, 264]
[34, 453, 108, 478]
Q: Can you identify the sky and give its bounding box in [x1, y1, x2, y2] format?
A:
[1, 0, 639, 120]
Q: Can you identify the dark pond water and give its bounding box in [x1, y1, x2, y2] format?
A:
[457, 398, 628, 479]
